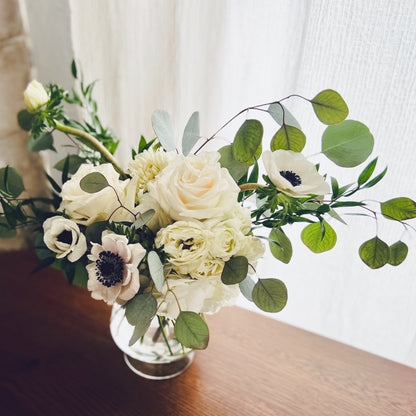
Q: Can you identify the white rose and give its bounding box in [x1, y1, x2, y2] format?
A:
[155, 274, 240, 319]
[263, 150, 330, 198]
[86, 233, 146, 305]
[235, 235, 265, 266]
[136, 193, 172, 233]
[148, 152, 240, 221]
[59, 164, 138, 225]
[43, 216, 87, 262]
[24, 80, 49, 113]
[155, 220, 214, 275]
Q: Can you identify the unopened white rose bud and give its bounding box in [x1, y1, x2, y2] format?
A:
[23, 80, 49, 113]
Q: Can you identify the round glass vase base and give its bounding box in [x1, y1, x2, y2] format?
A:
[123, 351, 195, 380]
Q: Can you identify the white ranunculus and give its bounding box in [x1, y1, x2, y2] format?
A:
[155, 274, 240, 319]
[24, 80, 49, 113]
[86, 233, 146, 305]
[263, 150, 330, 198]
[59, 164, 138, 225]
[127, 149, 175, 198]
[136, 193, 172, 233]
[43, 216, 87, 262]
[155, 220, 214, 275]
[148, 152, 240, 221]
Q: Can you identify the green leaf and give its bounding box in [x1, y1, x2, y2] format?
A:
[17, 110, 35, 131]
[79, 172, 109, 193]
[218, 145, 248, 182]
[359, 237, 390, 269]
[233, 119, 263, 162]
[221, 256, 249, 285]
[322, 120, 374, 167]
[174, 311, 209, 350]
[388, 241, 408, 266]
[328, 208, 347, 225]
[331, 177, 339, 199]
[269, 228, 292, 264]
[31, 257, 56, 274]
[147, 250, 165, 292]
[301, 220, 337, 253]
[362, 167, 387, 189]
[85, 221, 108, 243]
[72, 262, 89, 288]
[239, 275, 255, 302]
[45, 172, 61, 193]
[34, 232, 54, 259]
[54, 155, 85, 174]
[27, 132, 56, 152]
[358, 157, 378, 186]
[125, 293, 157, 326]
[381, 198, 416, 221]
[0, 217, 17, 238]
[331, 201, 365, 208]
[252, 279, 287, 313]
[0, 167, 24, 198]
[311, 89, 349, 125]
[71, 59, 78, 79]
[129, 319, 153, 347]
[182, 111, 200, 156]
[151, 110, 176, 152]
[270, 124, 306, 152]
[267, 103, 301, 129]
[133, 209, 155, 229]
[62, 155, 70, 183]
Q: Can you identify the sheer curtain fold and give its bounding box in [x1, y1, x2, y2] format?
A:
[23, 0, 416, 367]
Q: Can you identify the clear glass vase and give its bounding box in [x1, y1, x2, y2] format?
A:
[110, 303, 194, 380]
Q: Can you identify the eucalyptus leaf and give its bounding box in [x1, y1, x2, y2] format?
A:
[359, 237, 390, 269]
[73, 261, 89, 288]
[267, 103, 301, 129]
[311, 89, 349, 125]
[218, 145, 248, 181]
[125, 293, 157, 326]
[269, 228, 292, 264]
[301, 221, 337, 253]
[174, 311, 209, 350]
[133, 209, 155, 229]
[85, 221, 108, 243]
[252, 278, 287, 313]
[147, 250, 165, 292]
[0, 166, 24, 198]
[233, 119, 263, 162]
[129, 319, 153, 346]
[221, 256, 249, 285]
[380, 198, 416, 221]
[152, 110, 176, 152]
[0, 217, 17, 238]
[182, 111, 200, 156]
[239, 275, 256, 302]
[270, 125, 306, 152]
[388, 241, 408, 266]
[27, 132, 56, 152]
[322, 120, 374, 167]
[17, 110, 35, 131]
[54, 155, 85, 174]
[80, 172, 109, 193]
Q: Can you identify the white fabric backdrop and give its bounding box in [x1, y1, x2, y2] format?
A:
[23, 0, 416, 366]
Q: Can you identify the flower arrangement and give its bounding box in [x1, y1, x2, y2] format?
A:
[1, 61, 415, 351]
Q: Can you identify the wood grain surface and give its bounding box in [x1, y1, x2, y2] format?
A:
[0, 250, 415, 416]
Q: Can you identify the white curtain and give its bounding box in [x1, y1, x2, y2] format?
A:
[23, 0, 416, 367]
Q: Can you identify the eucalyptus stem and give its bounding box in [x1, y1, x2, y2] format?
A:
[53, 121, 127, 179]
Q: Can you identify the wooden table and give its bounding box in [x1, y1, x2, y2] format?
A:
[0, 250, 415, 415]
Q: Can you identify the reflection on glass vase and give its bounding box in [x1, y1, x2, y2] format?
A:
[110, 303, 194, 380]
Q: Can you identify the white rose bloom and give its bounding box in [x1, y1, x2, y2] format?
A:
[86, 233, 146, 305]
[127, 149, 175, 198]
[59, 164, 139, 225]
[190, 257, 225, 279]
[136, 193, 172, 233]
[155, 220, 214, 275]
[235, 235, 265, 266]
[43, 216, 87, 262]
[24, 80, 49, 113]
[148, 152, 240, 221]
[155, 274, 240, 319]
[263, 150, 330, 198]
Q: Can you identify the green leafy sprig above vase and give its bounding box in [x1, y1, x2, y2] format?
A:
[1, 61, 415, 350]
